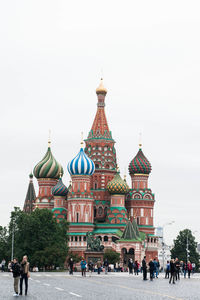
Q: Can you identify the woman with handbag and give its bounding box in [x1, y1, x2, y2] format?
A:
[20, 255, 30, 296]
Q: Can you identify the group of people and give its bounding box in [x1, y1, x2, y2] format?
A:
[142, 257, 160, 281]
[68, 258, 109, 277]
[166, 259, 194, 284]
[128, 259, 140, 275]
[142, 256, 196, 283]
[9, 255, 30, 297]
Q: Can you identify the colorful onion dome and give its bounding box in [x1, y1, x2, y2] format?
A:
[107, 172, 129, 194]
[33, 141, 63, 179]
[96, 78, 107, 95]
[129, 147, 151, 175]
[67, 147, 95, 176]
[52, 178, 68, 197]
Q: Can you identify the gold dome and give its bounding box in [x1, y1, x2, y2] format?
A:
[96, 78, 107, 95]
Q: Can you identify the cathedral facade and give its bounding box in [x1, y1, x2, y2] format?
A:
[23, 79, 158, 264]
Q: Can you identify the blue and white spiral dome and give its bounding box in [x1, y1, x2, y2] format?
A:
[67, 147, 95, 176]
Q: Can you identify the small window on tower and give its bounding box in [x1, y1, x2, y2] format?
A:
[98, 207, 103, 216]
[76, 213, 79, 223]
[95, 164, 99, 169]
[137, 217, 140, 225]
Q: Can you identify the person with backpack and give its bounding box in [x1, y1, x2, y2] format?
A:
[11, 258, 21, 297]
[88, 260, 94, 276]
[165, 261, 170, 279]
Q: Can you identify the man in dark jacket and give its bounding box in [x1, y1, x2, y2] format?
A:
[11, 258, 21, 296]
[174, 258, 180, 280]
[68, 258, 74, 275]
[149, 259, 154, 281]
[169, 259, 176, 284]
[20, 255, 30, 296]
[142, 256, 147, 280]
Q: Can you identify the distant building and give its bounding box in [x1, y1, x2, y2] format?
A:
[23, 79, 159, 263]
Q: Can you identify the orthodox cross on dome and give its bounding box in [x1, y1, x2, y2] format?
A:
[80, 131, 84, 148]
[139, 132, 142, 149]
[48, 129, 51, 148]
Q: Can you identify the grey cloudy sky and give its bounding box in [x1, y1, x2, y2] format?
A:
[0, 0, 200, 245]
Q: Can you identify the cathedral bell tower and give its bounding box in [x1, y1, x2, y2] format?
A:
[85, 79, 117, 221]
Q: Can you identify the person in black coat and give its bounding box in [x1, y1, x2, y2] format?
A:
[11, 258, 21, 296]
[169, 259, 176, 284]
[142, 256, 147, 280]
[128, 259, 133, 275]
[174, 258, 180, 280]
[68, 258, 74, 275]
[149, 259, 154, 281]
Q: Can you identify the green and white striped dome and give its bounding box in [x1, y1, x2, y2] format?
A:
[33, 142, 63, 179]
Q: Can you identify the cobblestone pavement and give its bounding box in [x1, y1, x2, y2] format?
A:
[1, 272, 200, 300]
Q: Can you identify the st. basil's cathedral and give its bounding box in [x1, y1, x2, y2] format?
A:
[23, 79, 158, 264]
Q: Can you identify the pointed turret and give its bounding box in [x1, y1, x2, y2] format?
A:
[23, 173, 36, 213]
[121, 220, 140, 240]
[87, 79, 113, 140]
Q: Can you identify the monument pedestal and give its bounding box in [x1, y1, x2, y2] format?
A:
[85, 250, 104, 264]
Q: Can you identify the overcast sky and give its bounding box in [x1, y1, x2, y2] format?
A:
[0, 0, 200, 245]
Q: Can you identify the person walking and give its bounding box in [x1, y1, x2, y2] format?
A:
[134, 260, 139, 275]
[69, 258, 74, 275]
[103, 258, 109, 274]
[19, 255, 30, 296]
[128, 258, 133, 275]
[153, 258, 158, 278]
[149, 259, 154, 281]
[88, 260, 94, 276]
[11, 258, 21, 297]
[175, 258, 180, 280]
[182, 261, 187, 278]
[1, 259, 6, 272]
[97, 260, 102, 275]
[165, 261, 170, 279]
[142, 256, 147, 280]
[80, 258, 87, 277]
[169, 259, 176, 284]
[187, 261, 192, 278]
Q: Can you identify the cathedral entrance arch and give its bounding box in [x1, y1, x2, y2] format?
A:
[121, 247, 135, 266]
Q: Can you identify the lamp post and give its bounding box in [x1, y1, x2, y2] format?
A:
[11, 219, 15, 261]
[161, 221, 175, 272]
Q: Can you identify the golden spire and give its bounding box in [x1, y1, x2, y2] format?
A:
[80, 132, 84, 148]
[96, 78, 107, 95]
[48, 129, 51, 148]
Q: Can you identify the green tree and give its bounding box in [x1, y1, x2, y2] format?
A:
[0, 226, 8, 262]
[103, 249, 120, 264]
[68, 251, 82, 263]
[171, 229, 199, 269]
[7, 207, 68, 269]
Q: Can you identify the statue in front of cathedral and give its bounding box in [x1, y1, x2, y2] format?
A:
[86, 232, 104, 252]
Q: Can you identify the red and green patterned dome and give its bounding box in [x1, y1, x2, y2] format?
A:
[107, 172, 129, 194]
[129, 148, 151, 175]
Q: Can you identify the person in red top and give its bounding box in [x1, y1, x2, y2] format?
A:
[187, 261, 192, 278]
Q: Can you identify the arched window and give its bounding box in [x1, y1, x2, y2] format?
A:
[95, 164, 99, 169]
[137, 217, 140, 225]
[75, 236, 78, 242]
[76, 213, 79, 223]
[71, 236, 73, 242]
[128, 248, 134, 255]
[83, 236, 86, 242]
[98, 236, 102, 241]
[94, 182, 98, 190]
[104, 236, 108, 242]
